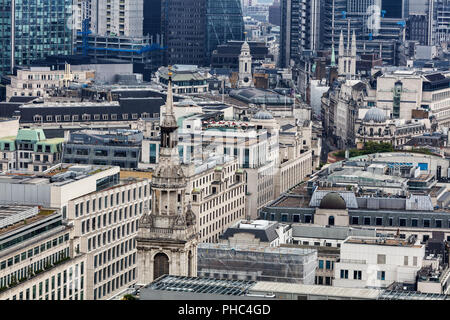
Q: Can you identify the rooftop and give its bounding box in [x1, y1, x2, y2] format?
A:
[144, 275, 256, 296]
[344, 237, 423, 248]
[250, 281, 381, 299]
[0, 206, 57, 236]
[292, 225, 376, 240]
[198, 242, 315, 256]
[378, 290, 447, 300]
[0, 164, 115, 186]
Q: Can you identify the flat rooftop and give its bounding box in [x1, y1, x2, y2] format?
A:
[250, 281, 381, 300]
[379, 290, 448, 300]
[345, 237, 423, 248]
[0, 207, 58, 236]
[144, 275, 256, 296]
[0, 164, 115, 186]
[233, 219, 277, 230]
[198, 242, 316, 256]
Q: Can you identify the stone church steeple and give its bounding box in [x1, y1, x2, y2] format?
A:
[338, 26, 356, 79]
[136, 67, 198, 285]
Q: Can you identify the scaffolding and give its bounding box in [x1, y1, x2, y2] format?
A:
[198, 243, 317, 284]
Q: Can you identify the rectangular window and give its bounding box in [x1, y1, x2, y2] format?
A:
[377, 254, 386, 264]
[399, 218, 406, 227]
[318, 260, 324, 269]
[404, 256, 408, 266]
[377, 271, 385, 281]
[375, 217, 382, 226]
[340, 270, 349, 279]
[304, 214, 312, 223]
[423, 219, 430, 228]
[351, 216, 359, 225]
[325, 261, 331, 270]
[353, 270, 362, 280]
[436, 220, 442, 228]
[411, 219, 418, 227]
[364, 217, 371, 225]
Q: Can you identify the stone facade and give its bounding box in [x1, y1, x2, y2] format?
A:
[136, 72, 198, 285]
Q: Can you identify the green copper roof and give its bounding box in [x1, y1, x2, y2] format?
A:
[0, 136, 16, 151]
[35, 138, 64, 153]
[16, 129, 46, 142]
[0, 132, 63, 153]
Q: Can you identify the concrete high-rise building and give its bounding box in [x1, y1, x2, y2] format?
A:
[95, 0, 143, 37]
[0, 0, 73, 77]
[162, 0, 207, 66]
[142, 0, 244, 66]
[321, 0, 405, 66]
[269, 0, 281, 26]
[279, 0, 321, 68]
[434, 0, 450, 44]
[407, 13, 432, 45]
[73, 0, 143, 37]
[136, 72, 198, 285]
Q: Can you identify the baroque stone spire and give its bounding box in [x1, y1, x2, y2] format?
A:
[136, 68, 198, 285]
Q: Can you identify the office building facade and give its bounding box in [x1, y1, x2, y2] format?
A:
[206, 0, 245, 63]
[280, 0, 321, 67]
[162, 0, 206, 66]
[62, 129, 143, 169]
[0, 0, 73, 77]
[0, 206, 87, 300]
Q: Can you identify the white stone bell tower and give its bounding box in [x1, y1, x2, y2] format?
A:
[238, 33, 253, 88]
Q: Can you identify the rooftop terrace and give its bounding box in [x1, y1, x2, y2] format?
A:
[345, 237, 423, 248]
[0, 206, 58, 236]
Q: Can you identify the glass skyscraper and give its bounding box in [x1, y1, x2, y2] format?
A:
[206, 0, 244, 63]
[0, 0, 73, 77]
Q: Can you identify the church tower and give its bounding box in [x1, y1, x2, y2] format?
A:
[238, 34, 253, 88]
[136, 67, 198, 285]
[338, 27, 357, 79]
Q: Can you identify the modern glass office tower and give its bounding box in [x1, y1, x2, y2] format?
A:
[0, 0, 73, 77]
[205, 0, 244, 63]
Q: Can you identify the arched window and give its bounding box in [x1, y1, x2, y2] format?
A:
[328, 215, 335, 226]
[153, 252, 169, 280]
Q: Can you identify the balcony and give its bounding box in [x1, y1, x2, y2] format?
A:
[339, 259, 367, 264]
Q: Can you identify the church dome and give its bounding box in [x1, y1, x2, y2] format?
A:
[363, 107, 387, 123]
[319, 192, 347, 210]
